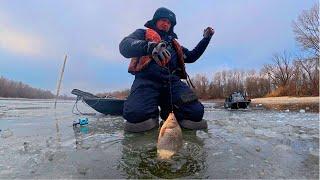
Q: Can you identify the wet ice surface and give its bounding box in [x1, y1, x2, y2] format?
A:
[0, 99, 319, 179]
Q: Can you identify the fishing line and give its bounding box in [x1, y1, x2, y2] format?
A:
[166, 66, 174, 112]
[72, 96, 96, 115]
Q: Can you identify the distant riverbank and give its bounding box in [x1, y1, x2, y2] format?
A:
[204, 96, 319, 113]
[251, 96, 319, 104]
[251, 96, 319, 113]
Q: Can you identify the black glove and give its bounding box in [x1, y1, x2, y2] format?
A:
[203, 27, 214, 38]
[147, 41, 171, 64]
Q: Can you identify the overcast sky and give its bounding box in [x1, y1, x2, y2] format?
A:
[0, 0, 317, 95]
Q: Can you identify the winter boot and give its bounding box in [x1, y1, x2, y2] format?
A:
[124, 118, 159, 133]
[179, 119, 208, 130]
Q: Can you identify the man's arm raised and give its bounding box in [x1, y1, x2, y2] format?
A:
[182, 27, 214, 63]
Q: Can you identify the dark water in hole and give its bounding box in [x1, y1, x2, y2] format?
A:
[0, 99, 319, 179]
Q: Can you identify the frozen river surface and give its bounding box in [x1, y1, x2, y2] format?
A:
[0, 99, 319, 179]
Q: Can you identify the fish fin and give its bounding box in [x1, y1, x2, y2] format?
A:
[159, 126, 167, 138]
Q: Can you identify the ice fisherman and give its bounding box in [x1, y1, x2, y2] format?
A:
[119, 7, 214, 132]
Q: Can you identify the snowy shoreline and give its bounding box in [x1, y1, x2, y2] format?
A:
[251, 96, 319, 105]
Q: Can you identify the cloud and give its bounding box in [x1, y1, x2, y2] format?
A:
[0, 9, 47, 57]
[0, 26, 45, 56]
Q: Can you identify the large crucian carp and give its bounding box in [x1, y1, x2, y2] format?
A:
[157, 112, 183, 159]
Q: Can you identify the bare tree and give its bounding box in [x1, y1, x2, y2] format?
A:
[192, 74, 209, 99]
[210, 72, 224, 98]
[262, 52, 294, 87]
[292, 3, 319, 58]
[291, 3, 319, 96]
[294, 56, 319, 95]
[244, 70, 270, 98]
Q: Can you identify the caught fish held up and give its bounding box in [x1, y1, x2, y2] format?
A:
[157, 112, 183, 159]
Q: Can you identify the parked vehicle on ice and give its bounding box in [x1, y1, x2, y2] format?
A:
[224, 91, 251, 109]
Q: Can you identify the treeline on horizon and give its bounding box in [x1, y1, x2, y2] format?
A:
[0, 76, 55, 99]
[191, 56, 318, 100]
[0, 77, 76, 99]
